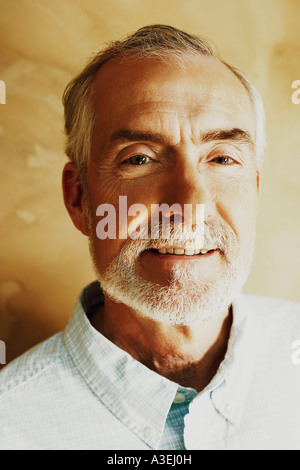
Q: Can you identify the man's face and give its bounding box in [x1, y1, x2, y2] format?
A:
[85, 54, 259, 325]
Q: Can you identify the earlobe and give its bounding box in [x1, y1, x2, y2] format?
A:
[62, 162, 89, 236]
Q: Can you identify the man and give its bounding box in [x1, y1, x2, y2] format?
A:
[0, 24, 299, 450]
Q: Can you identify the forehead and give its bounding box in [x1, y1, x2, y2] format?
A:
[91, 55, 256, 145]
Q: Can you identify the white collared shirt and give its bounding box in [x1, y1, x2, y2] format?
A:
[0, 282, 300, 450]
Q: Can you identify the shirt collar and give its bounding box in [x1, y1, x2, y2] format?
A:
[63, 282, 259, 446]
[63, 281, 178, 449]
[197, 293, 260, 425]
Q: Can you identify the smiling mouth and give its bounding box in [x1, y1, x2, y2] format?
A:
[147, 248, 216, 256]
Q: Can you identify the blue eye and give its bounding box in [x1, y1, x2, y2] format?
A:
[128, 155, 150, 165]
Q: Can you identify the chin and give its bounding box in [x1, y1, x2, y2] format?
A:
[89, 228, 250, 326]
[98, 271, 242, 326]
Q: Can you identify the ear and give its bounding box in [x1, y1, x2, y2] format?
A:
[62, 162, 89, 236]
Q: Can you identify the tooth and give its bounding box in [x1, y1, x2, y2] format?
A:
[159, 248, 205, 256]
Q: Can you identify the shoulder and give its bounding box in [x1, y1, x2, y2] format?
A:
[0, 332, 68, 398]
[244, 293, 300, 329]
[244, 295, 300, 360]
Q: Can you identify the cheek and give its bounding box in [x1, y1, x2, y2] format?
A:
[212, 173, 258, 257]
[91, 235, 128, 276]
[212, 168, 258, 211]
[88, 192, 152, 275]
[85, 195, 125, 274]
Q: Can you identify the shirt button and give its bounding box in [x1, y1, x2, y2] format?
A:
[173, 392, 186, 404]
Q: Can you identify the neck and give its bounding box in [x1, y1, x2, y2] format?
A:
[91, 298, 232, 392]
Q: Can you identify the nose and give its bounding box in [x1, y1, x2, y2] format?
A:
[159, 158, 215, 227]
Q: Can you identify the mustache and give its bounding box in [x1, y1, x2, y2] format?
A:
[120, 219, 238, 260]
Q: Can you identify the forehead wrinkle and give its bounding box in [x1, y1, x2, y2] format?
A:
[126, 98, 251, 116]
[96, 91, 256, 154]
[109, 102, 252, 137]
[122, 84, 254, 115]
[122, 98, 255, 140]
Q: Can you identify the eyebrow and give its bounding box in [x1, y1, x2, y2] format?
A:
[110, 129, 170, 145]
[110, 127, 254, 148]
[201, 128, 254, 147]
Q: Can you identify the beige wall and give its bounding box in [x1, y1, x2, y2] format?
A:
[0, 0, 300, 366]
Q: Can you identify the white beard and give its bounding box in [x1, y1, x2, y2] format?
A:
[88, 217, 253, 326]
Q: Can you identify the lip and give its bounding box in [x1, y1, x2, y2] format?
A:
[139, 248, 220, 268]
[153, 245, 213, 251]
[137, 248, 221, 283]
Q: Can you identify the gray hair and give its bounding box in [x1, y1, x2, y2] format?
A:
[63, 24, 266, 179]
